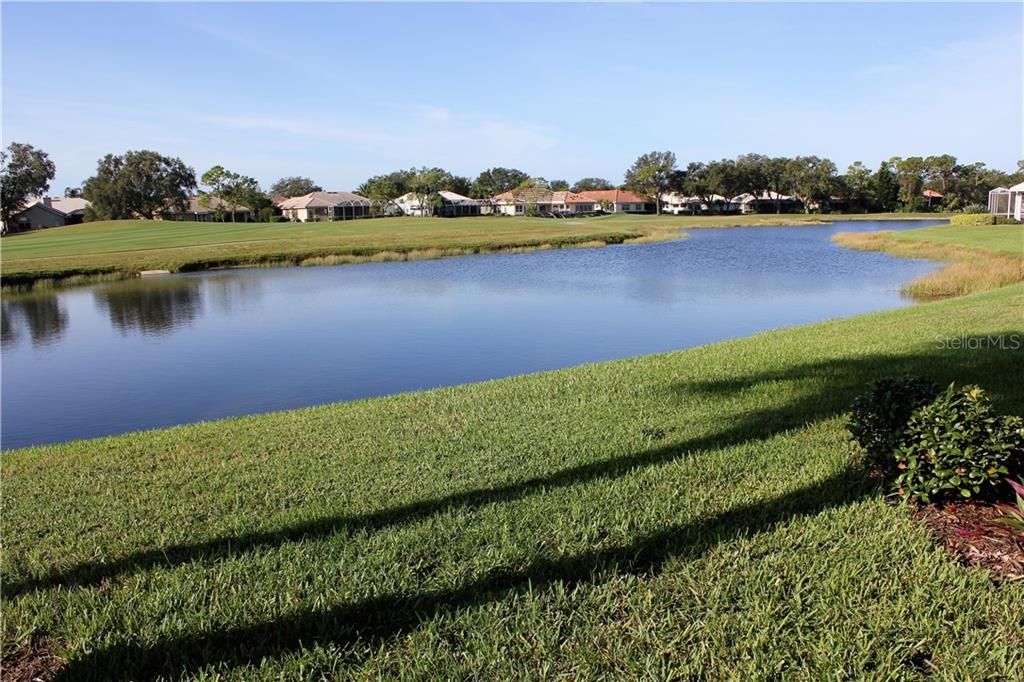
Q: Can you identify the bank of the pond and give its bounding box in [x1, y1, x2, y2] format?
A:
[1, 212, 945, 291]
[4, 279, 1022, 679]
[833, 223, 1024, 299]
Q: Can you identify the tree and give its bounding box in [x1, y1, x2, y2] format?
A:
[198, 166, 262, 222]
[470, 167, 530, 198]
[81, 150, 195, 220]
[200, 165, 237, 221]
[358, 175, 403, 215]
[704, 159, 740, 210]
[1, 142, 56, 225]
[764, 157, 793, 213]
[549, 179, 569, 191]
[406, 167, 448, 217]
[924, 154, 957, 197]
[623, 150, 677, 214]
[230, 175, 266, 220]
[269, 176, 321, 198]
[571, 177, 613, 192]
[889, 156, 927, 210]
[788, 156, 837, 213]
[841, 162, 872, 211]
[233, 176, 268, 222]
[519, 176, 551, 190]
[733, 153, 770, 204]
[870, 161, 900, 213]
[448, 175, 473, 197]
[943, 162, 985, 210]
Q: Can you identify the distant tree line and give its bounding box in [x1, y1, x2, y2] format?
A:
[623, 152, 1024, 215]
[3, 140, 1023, 228]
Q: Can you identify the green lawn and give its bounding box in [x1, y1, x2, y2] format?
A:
[1, 212, 945, 289]
[4, 278, 1022, 676]
[833, 223, 1024, 300]
[890, 222, 1024, 255]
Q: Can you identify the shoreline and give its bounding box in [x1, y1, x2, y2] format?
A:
[832, 227, 1024, 300]
[5, 222, 1022, 678]
[5, 282, 1021, 677]
[1, 213, 945, 293]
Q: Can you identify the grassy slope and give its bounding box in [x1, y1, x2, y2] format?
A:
[4, 286, 1023, 674]
[889, 222, 1024, 255]
[1, 213, 944, 287]
[834, 223, 1024, 299]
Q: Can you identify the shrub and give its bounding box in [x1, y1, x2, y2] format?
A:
[270, 216, 289, 223]
[847, 376, 939, 471]
[997, 478, 1024, 533]
[950, 213, 995, 226]
[894, 384, 1024, 503]
[957, 203, 988, 214]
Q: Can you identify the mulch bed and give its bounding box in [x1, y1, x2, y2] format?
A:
[912, 500, 1024, 581]
[1, 636, 63, 682]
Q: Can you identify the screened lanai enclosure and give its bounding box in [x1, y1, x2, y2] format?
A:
[277, 191, 372, 222]
[305, 204, 372, 221]
[988, 183, 1024, 221]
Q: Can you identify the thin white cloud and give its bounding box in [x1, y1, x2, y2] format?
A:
[199, 115, 404, 146]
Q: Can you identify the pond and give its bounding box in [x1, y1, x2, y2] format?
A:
[1, 220, 945, 449]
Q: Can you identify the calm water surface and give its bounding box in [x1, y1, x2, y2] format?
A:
[2, 220, 944, 448]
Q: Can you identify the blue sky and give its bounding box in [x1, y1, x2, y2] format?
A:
[3, 2, 1022, 193]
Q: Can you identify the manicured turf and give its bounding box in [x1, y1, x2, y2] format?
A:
[3, 277, 1022, 678]
[0, 212, 945, 289]
[889, 222, 1024, 255]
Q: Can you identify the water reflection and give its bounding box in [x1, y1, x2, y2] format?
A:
[2, 220, 947, 449]
[93, 278, 203, 336]
[205, 275, 264, 315]
[1, 295, 69, 347]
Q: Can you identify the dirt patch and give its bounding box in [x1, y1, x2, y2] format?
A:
[1, 636, 64, 682]
[912, 500, 1024, 581]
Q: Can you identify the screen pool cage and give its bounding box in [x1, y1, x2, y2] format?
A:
[988, 183, 1024, 220]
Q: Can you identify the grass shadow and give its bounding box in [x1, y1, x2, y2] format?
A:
[9, 335, 1021, 601]
[54, 465, 874, 681]
[17, 333, 1024, 679]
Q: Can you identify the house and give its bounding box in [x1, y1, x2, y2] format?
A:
[490, 188, 596, 216]
[395, 190, 483, 217]
[277, 191, 372, 222]
[491, 188, 556, 216]
[659, 192, 733, 215]
[3, 196, 93, 234]
[730, 191, 803, 214]
[49, 197, 90, 224]
[160, 196, 252, 222]
[576, 190, 653, 213]
[988, 183, 1024, 221]
[551, 191, 597, 214]
[922, 189, 944, 210]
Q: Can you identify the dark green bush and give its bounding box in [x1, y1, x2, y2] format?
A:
[270, 216, 289, 223]
[847, 376, 939, 471]
[895, 384, 1024, 503]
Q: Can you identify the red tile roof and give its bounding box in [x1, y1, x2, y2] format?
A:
[552, 191, 593, 204]
[577, 189, 652, 204]
[491, 188, 554, 203]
